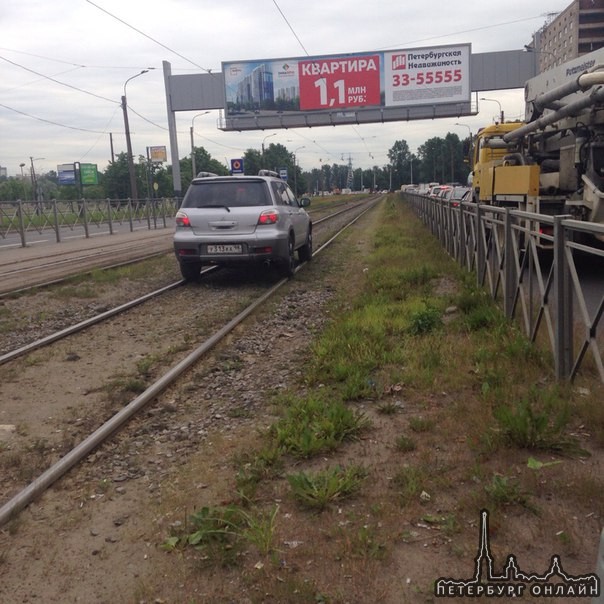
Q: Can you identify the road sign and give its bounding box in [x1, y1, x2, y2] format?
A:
[231, 158, 244, 174]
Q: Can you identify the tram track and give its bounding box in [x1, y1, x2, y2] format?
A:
[0, 198, 373, 359]
[0, 198, 367, 298]
[0, 196, 380, 527]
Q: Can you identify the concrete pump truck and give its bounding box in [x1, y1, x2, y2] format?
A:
[470, 46, 604, 244]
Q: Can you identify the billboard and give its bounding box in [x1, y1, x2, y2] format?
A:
[57, 163, 98, 186]
[148, 146, 167, 163]
[57, 163, 76, 185]
[223, 44, 470, 119]
[80, 163, 98, 185]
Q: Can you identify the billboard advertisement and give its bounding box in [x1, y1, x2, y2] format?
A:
[57, 164, 76, 185]
[57, 163, 98, 186]
[80, 163, 98, 186]
[223, 44, 470, 119]
[148, 146, 167, 163]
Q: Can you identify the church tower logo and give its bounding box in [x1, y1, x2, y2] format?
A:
[435, 510, 600, 598]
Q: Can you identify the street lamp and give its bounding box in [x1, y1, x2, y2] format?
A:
[190, 111, 210, 178]
[261, 133, 277, 159]
[292, 145, 305, 196]
[19, 163, 26, 199]
[480, 97, 504, 123]
[524, 45, 557, 70]
[29, 156, 44, 202]
[455, 123, 472, 138]
[122, 69, 150, 201]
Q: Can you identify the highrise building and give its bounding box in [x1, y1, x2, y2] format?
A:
[529, 0, 604, 71]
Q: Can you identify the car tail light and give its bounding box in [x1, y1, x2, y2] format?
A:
[175, 211, 191, 227]
[257, 210, 279, 225]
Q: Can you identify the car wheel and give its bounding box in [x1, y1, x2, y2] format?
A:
[179, 261, 202, 282]
[282, 236, 295, 278]
[298, 228, 313, 262]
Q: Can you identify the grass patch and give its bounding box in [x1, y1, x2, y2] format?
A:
[287, 465, 367, 511]
[268, 393, 370, 458]
[493, 386, 585, 455]
[163, 503, 280, 566]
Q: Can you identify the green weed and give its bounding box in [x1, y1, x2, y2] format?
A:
[287, 465, 367, 511]
[269, 394, 370, 458]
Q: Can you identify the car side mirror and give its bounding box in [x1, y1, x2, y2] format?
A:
[299, 197, 311, 208]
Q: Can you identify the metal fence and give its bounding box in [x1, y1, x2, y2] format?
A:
[0, 198, 180, 246]
[405, 193, 604, 383]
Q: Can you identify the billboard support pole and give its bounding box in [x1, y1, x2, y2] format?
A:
[163, 61, 182, 201]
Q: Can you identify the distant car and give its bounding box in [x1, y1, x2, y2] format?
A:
[429, 185, 451, 199]
[428, 185, 444, 198]
[443, 186, 471, 207]
[173, 170, 312, 281]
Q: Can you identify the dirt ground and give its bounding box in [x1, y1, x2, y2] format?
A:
[0, 205, 602, 603]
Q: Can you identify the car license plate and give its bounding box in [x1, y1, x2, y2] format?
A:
[207, 244, 242, 254]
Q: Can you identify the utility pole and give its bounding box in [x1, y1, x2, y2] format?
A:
[122, 70, 150, 201]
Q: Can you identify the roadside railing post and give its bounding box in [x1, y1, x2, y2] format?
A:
[476, 204, 485, 287]
[127, 198, 134, 232]
[145, 198, 152, 230]
[460, 202, 467, 268]
[52, 199, 61, 243]
[553, 215, 573, 380]
[503, 208, 515, 319]
[106, 199, 114, 235]
[81, 199, 89, 238]
[17, 199, 26, 247]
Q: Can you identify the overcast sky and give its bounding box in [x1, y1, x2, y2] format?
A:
[1, 0, 568, 178]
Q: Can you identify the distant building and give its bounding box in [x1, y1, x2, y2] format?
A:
[530, 0, 604, 72]
[0, 166, 7, 179]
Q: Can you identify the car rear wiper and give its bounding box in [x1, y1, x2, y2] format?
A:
[202, 204, 231, 212]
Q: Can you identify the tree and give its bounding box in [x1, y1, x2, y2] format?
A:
[388, 139, 412, 188]
[104, 153, 132, 199]
[244, 143, 307, 195]
[0, 177, 28, 201]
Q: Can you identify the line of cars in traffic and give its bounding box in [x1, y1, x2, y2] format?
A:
[403, 183, 472, 206]
[426, 184, 471, 207]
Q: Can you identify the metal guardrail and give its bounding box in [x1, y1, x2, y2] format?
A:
[405, 193, 604, 383]
[0, 198, 180, 246]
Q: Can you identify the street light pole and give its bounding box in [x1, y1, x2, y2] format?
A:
[480, 97, 504, 123]
[19, 162, 26, 199]
[292, 145, 305, 196]
[455, 122, 472, 138]
[29, 156, 44, 202]
[122, 70, 149, 201]
[262, 133, 276, 165]
[190, 111, 210, 179]
[524, 45, 557, 71]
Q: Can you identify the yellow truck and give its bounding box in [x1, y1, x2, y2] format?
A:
[469, 46, 604, 243]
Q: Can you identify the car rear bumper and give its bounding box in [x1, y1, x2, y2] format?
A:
[173, 232, 290, 265]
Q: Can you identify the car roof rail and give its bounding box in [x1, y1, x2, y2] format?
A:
[195, 171, 218, 178]
[258, 169, 280, 178]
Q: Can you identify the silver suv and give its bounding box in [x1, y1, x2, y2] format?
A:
[174, 170, 312, 281]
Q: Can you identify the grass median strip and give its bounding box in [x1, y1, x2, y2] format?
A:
[161, 197, 604, 601]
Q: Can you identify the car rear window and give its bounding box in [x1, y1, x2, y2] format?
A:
[182, 180, 271, 208]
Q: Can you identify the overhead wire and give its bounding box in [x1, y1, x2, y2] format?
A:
[0, 55, 118, 104]
[271, 0, 309, 56]
[0, 102, 109, 134]
[85, 0, 215, 74]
